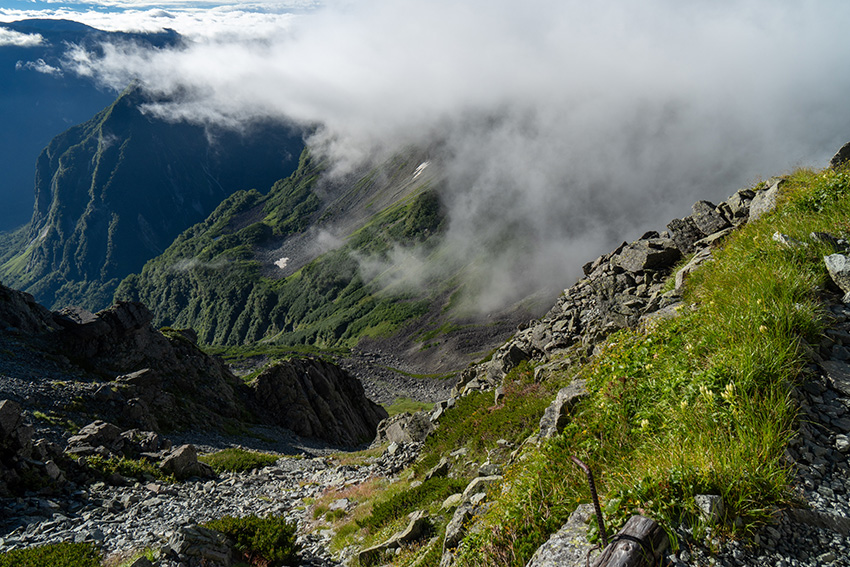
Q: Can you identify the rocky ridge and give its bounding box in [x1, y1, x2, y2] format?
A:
[452, 180, 781, 398]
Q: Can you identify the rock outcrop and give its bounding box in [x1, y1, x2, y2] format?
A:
[251, 357, 388, 447]
[0, 400, 66, 497]
[52, 301, 244, 430]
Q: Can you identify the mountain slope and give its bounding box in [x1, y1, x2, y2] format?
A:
[115, 149, 542, 376]
[0, 19, 180, 231]
[0, 86, 304, 310]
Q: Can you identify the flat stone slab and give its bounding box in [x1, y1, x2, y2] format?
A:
[822, 360, 850, 397]
[526, 504, 599, 567]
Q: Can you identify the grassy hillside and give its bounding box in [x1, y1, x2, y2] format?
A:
[314, 164, 850, 567]
[116, 150, 450, 348]
[115, 149, 537, 375]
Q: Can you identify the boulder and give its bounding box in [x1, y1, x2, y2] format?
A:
[830, 141, 850, 169]
[0, 399, 23, 440]
[749, 179, 783, 222]
[163, 524, 232, 567]
[674, 246, 714, 293]
[666, 217, 705, 255]
[159, 444, 214, 479]
[374, 411, 435, 446]
[359, 511, 431, 565]
[444, 503, 475, 550]
[690, 200, 731, 236]
[726, 189, 755, 222]
[66, 420, 124, 455]
[252, 357, 388, 446]
[614, 238, 680, 273]
[0, 285, 60, 333]
[539, 380, 588, 439]
[526, 504, 598, 567]
[825, 254, 850, 300]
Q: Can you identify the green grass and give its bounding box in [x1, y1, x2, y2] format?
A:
[357, 476, 468, 531]
[0, 543, 101, 567]
[384, 397, 435, 416]
[82, 455, 176, 483]
[199, 448, 280, 473]
[414, 361, 571, 478]
[451, 166, 847, 567]
[203, 515, 298, 567]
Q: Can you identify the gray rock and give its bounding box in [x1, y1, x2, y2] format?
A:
[373, 411, 434, 446]
[830, 140, 850, 169]
[674, 246, 713, 293]
[666, 217, 705, 255]
[441, 493, 463, 510]
[424, 457, 450, 481]
[0, 399, 22, 439]
[749, 179, 783, 222]
[614, 238, 681, 273]
[159, 444, 214, 480]
[165, 524, 232, 567]
[462, 475, 501, 500]
[726, 189, 755, 221]
[822, 360, 850, 397]
[691, 200, 731, 236]
[251, 357, 388, 446]
[478, 462, 502, 477]
[359, 511, 431, 564]
[66, 421, 123, 454]
[526, 504, 598, 567]
[825, 254, 850, 299]
[444, 503, 474, 550]
[539, 380, 588, 439]
[773, 232, 808, 249]
[694, 494, 724, 524]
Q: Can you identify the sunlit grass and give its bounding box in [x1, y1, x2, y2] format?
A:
[453, 165, 849, 567]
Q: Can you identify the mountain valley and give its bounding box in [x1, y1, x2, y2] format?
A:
[2, 15, 850, 567]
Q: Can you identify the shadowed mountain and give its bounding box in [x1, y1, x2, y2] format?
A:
[0, 85, 304, 310]
[0, 18, 181, 232]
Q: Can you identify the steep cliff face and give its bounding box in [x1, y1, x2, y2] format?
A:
[0, 86, 304, 311]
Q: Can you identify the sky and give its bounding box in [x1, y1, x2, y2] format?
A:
[3, 0, 850, 310]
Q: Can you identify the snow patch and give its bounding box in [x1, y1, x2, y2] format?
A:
[413, 161, 430, 180]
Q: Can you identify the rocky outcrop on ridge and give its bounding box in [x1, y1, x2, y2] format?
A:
[252, 358, 388, 447]
[0, 282, 387, 450]
[452, 179, 782, 397]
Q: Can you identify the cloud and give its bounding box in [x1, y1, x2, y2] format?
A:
[16, 58, 62, 75]
[0, 27, 44, 47]
[42, 0, 850, 309]
[0, 3, 313, 40]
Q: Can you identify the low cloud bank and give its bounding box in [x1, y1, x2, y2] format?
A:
[46, 0, 850, 310]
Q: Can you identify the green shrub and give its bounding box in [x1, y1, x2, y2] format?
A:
[358, 477, 468, 531]
[415, 362, 565, 476]
[83, 455, 174, 483]
[204, 515, 299, 566]
[198, 448, 279, 473]
[0, 542, 101, 567]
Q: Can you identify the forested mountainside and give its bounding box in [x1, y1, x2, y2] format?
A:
[115, 149, 542, 373]
[0, 86, 304, 311]
[0, 19, 181, 232]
